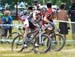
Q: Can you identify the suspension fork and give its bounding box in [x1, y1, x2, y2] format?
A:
[33, 30, 43, 44]
[50, 32, 56, 43]
[39, 28, 45, 44]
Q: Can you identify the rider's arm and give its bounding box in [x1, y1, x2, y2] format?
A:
[33, 11, 36, 21]
[44, 15, 49, 22]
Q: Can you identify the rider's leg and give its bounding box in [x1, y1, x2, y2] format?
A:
[23, 27, 29, 47]
[23, 19, 30, 47]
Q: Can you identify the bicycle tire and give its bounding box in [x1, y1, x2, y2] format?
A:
[11, 35, 24, 52]
[8, 32, 19, 39]
[51, 34, 65, 51]
[33, 34, 51, 54]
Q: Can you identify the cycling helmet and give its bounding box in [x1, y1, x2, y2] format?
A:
[34, 0, 38, 4]
[28, 6, 33, 10]
[47, 1, 52, 8]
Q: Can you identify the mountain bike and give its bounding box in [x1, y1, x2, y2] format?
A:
[11, 23, 51, 54]
[45, 22, 65, 51]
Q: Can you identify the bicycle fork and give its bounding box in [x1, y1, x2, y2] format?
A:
[39, 30, 44, 44]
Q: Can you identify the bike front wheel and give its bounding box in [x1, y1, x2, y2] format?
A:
[33, 34, 51, 54]
[8, 32, 19, 39]
[11, 35, 24, 52]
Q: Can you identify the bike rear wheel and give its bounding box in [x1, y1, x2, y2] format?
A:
[51, 34, 65, 51]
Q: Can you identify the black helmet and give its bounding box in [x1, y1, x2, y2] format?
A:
[28, 6, 33, 10]
[34, 0, 39, 5]
[47, 1, 52, 8]
[34, 0, 38, 3]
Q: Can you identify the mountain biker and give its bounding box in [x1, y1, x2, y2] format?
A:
[20, 10, 30, 47]
[41, 2, 54, 34]
[20, 6, 41, 47]
[44, 2, 53, 22]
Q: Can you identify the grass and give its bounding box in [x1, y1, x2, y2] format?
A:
[0, 43, 75, 57]
[0, 20, 75, 57]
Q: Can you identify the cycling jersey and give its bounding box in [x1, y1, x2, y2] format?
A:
[21, 15, 29, 28]
[33, 10, 40, 20]
[41, 8, 54, 30]
[42, 8, 53, 25]
[46, 8, 53, 21]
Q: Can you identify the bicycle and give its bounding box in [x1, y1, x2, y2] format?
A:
[45, 22, 65, 51]
[11, 23, 51, 54]
[8, 24, 25, 39]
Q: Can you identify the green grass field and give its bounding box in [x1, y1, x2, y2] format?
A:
[0, 20, 75, 57]
[0, 43, 75, 57]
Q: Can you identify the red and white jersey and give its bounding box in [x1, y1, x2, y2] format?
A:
[21, 15, 28, 21]
[21, 15, 29, 28]
[33, 10, 40, 20]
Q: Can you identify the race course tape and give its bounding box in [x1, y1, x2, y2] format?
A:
[0, 38, 74, 43]
[54, 20, 75, 24]
[0, 24, 24, 26]
[0, 20, 75, 26]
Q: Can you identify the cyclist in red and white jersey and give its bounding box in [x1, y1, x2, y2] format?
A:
[20, 6, 40, 47]
[40, 2, 55, 33]
[44, 2, 53, 22]
[19, 10, 30, 47]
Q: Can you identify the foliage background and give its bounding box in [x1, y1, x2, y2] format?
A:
[0, 0, 71, 9]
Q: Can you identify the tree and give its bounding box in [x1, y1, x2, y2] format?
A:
[1, 0, 71, 10]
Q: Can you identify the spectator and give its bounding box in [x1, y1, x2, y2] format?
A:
[57, 3, 68, 40]
[2, 10, 13, 37]
[68, 0, 75, 44]
[0, 11, 3, 24]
